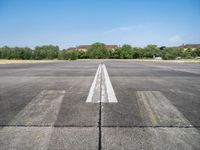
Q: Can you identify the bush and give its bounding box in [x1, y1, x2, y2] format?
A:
[68, 51, 78, 60]
[162, 48, 178, 60]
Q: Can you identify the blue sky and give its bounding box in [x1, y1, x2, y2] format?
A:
[0, 0, 200, 49]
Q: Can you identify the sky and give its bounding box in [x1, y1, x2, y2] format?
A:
[0, 0, 200, 49]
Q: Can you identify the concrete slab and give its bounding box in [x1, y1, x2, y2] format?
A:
[0, 127, 98, 150]
[47, 127, 98, 150]
[102, 127, 200, 150]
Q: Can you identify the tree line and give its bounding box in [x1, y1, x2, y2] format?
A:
[0, 43, 200, 60]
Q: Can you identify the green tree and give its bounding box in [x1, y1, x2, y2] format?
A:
[192, 48, 200, 57]
[119, 44, 133, 59]
[162, 48, 178, 60]
[68, 51, 78, 60]
[132, 47, 143, 59]
[33, 45, 59, 59]
[78, 50, 88, 59]
[143, 45, 160, 58]
[87, 43, 110, 59]
[111, 48, 121, 59]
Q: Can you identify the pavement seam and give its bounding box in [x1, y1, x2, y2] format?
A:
[98, 63, 103, 150]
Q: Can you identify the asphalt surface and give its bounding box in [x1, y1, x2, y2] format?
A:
[0, 60, 200, 150]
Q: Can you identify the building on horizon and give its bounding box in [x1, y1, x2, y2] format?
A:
[179, 44, 200, 50]
[67, 45, 119, 51]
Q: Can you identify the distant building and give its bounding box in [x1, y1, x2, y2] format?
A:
[105, 45, 119, 49]
[67, 47, 77, 51]
[179, 44, 200, 50]
[67, 45, 119, 52]
[77, 45, 91, 51]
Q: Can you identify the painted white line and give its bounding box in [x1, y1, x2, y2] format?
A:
[102, 64, 118, 103]
[101, 68, 108, 103]
[136, 91, 191, 126]
[86, 63, 118, 103]
[9, 90, 66, 126]
[86, 64, 101, 103]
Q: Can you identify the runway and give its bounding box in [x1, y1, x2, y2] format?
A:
[0, 60, 200, 149]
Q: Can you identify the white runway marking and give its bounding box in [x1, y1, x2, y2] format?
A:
[9, 90, 66, 126]
[102, 64, 118, 103]
[86, 64, 101, 103]
[86, 64, 118, 103]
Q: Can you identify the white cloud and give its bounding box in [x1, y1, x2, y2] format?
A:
[103, 25, 143, 35]
[168, 35, 183, 43]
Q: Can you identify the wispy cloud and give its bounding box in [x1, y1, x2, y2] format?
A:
[103, 25, 143, 35]
[168, 35, 183, 43]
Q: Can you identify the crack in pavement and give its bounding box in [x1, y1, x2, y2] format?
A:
[98, 63, 103, 150]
